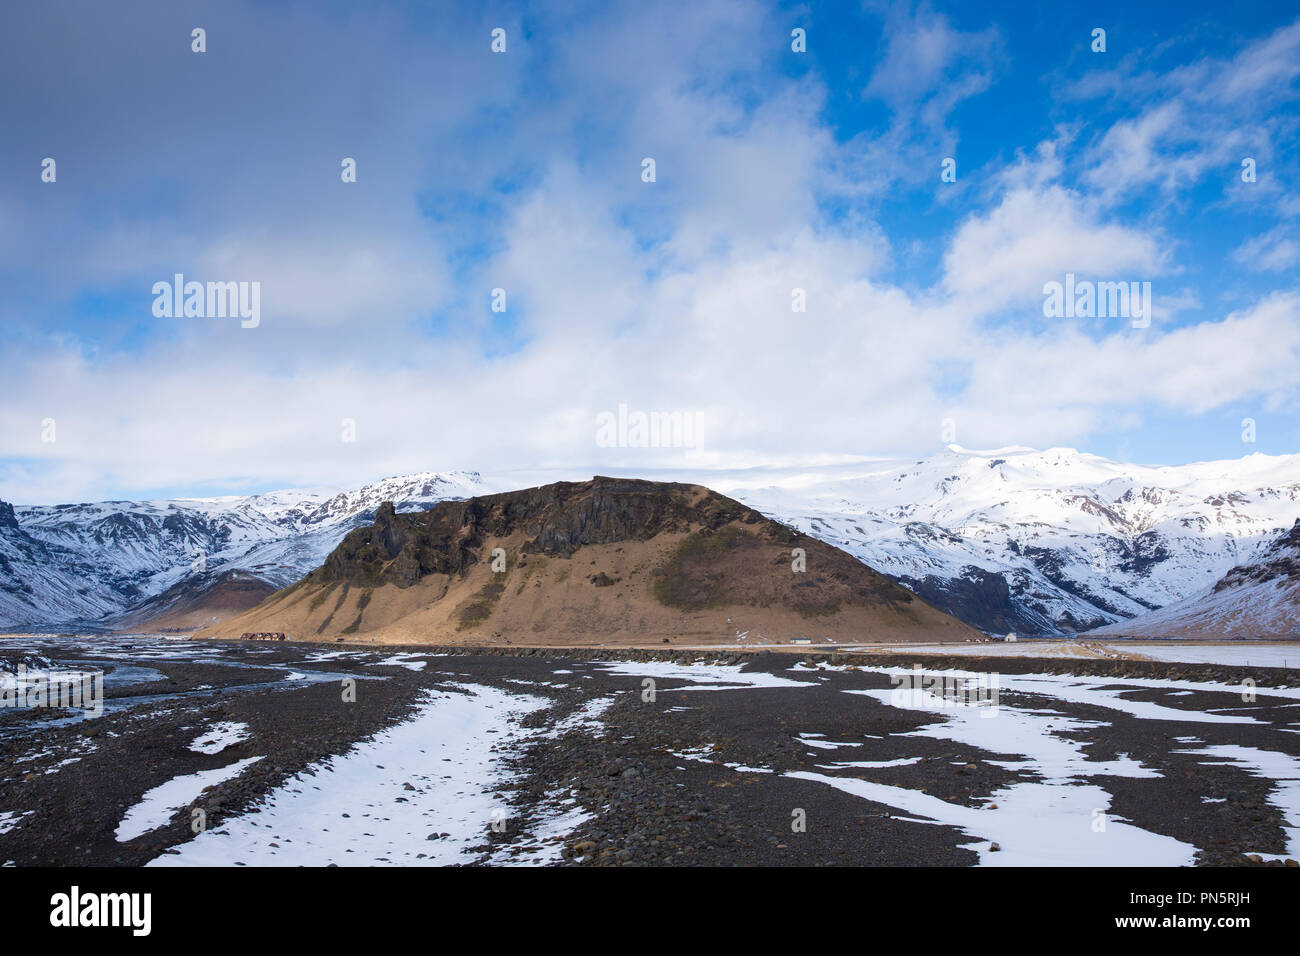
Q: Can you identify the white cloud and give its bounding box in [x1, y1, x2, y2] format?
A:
[942, 184, 1165, 315]
[1, 2, 1297, 504]
[962, 293, 1300, 417]
[1234, 227, 1300, 273]
[1073, 20, 1300, 204]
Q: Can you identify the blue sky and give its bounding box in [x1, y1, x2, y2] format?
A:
[1, 0, 1298, 503]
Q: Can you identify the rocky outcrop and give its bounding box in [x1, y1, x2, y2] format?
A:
[0, 499, 19, 533]
[898, 566, 1060, 635]
[315, 478, 776, 589]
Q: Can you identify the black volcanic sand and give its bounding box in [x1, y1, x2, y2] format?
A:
[0, 638, 1297, 867]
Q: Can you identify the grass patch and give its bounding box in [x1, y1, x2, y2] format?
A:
[308, 583, 337, 613]
[515, 556, 548, 595]
[315, 583, 350, 634]
[652, 527, 748, 610]
[456, 578, 506, 630]
[338, 588, 373, 636]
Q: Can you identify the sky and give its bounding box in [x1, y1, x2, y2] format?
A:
[1, 0, 1299, 504]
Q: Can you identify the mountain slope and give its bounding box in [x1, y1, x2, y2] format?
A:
[0, 472, 490, 629]
[112, 569, 279, 632]
[1089, 520, 1300, 640]
[203, 477, 979, 646]
[0, 499, 126, 625]
[729, 446, 1300, 635]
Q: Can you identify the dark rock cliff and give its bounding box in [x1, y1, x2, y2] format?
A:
[0, 500, 20, 532]
[314, 478, 775, 589]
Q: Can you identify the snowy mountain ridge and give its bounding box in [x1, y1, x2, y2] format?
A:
[724, 445, 1300, 635]
[0, 471, 491, 628]
[2, 447, 1297, 635]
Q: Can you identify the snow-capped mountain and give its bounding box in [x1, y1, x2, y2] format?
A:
[2, 446, 1297, 635]
[1089, 519, 1300, 640]
[726, 446, 1300, 636]
[0, 472, 490, 629]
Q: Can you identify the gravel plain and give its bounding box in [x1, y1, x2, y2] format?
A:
[2, 636, 1298, 867]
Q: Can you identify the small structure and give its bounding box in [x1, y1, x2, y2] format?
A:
[240, 632, 287, 642]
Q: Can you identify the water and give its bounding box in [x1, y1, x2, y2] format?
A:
[0, 634, 386, 737]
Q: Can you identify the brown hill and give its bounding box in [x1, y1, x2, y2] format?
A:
[115, 569, 278, 633]
[198, 477, 980, 646]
